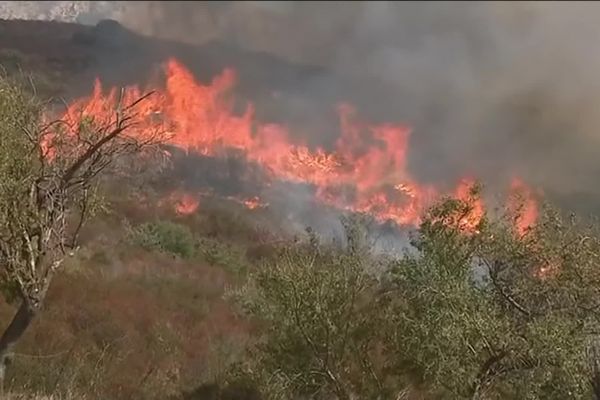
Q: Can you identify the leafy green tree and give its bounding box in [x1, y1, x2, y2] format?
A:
[231, 185, 600, 399]
[388, 190, 600, 399]
[228, 218, 404, 399]
[0, 77, 160, 391]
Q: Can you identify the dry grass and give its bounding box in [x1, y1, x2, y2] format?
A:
[0, 190, 260, 400]
[0, 19, 294, 398]
[1, 392, 82, 400]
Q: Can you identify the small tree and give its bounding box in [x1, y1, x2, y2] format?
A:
[232, 186, 600, 399]
[228, 217, 404, 399]
[0, 77, 161, 390]
[388, 192, 600, 399]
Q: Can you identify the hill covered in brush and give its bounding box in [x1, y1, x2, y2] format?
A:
[0, 16, 599, 400]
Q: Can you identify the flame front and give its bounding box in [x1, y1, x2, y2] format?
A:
[62, 58, 539, 232]
[160, 191, 200, 215]
[453, 178, 485, 233]
[507, 177, 539, 236]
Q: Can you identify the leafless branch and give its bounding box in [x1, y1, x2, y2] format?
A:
[470, 351, 507, 400]
[480, 257, 531, 318]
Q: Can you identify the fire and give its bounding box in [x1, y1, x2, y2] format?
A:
[508, 177, 539, 236]
[223, 195, 268, 210]
[175, 195, 199, 215]
[61, 58, 539, 231]
[161, 191, 199, 215]
[241, 196, 267, 210]
[534, 259, 560, 281]
[453, 178, 485, 233]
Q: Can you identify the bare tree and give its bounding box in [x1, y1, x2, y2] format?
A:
[0, 78, 162, 391]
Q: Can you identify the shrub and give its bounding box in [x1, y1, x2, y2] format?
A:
[384, 198, 600, 399]
[197, 237, 249, 274]
[226, 197, 600, 399]
[128, 220, 196, 259]
[226, 217, 403, 399]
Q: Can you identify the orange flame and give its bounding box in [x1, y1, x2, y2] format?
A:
[160, 191, 199, 215]
[241, 196, 267, 210]
[508, 177, 539, 237]
[453, 178, 485, 233]
[61, 58, 539, 230]
[175, 195, 199, 215]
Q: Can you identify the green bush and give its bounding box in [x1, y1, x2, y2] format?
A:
[383, 198, 600, 399]
[225, 197, 600, 399]
[197, 237, 249, 273]
[226, 216, 403, 399]
[129, 220, 196, 259]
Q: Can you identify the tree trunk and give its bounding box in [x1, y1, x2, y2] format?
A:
[0, 300, 36, 393]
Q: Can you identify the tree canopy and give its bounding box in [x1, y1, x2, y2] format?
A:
[229, 194, 600, 400]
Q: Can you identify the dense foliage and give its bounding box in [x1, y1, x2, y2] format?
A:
[129, 221, 197, 260]
[228, 196, 600, 400]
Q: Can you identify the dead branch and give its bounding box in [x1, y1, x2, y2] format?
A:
[481, 257, 532, 318]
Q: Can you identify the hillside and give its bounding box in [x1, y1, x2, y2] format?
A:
[0, 17, 392, 399]
[0, 18, 282, 399]
[0, 17, 336, 125]
[0, 17, 412, 146]
[1, 16, 600, 400]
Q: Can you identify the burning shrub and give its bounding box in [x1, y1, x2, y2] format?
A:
[385, 197, 600, 399]
[128, 220, 196, 260]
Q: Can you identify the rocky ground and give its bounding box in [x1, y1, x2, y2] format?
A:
[0, 1, 120, 24]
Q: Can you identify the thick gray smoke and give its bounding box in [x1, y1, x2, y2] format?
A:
[112, 1, 600, 213]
